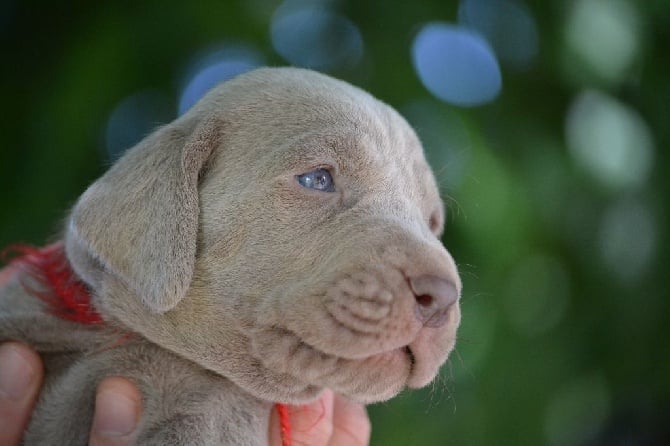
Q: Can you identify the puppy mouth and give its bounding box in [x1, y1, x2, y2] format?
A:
[404, 345, 416, 370]
[251, 326, 415, 399]
[256, 326, 413, 365]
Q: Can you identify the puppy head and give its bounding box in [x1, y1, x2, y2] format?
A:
[66, 67, 461, 404]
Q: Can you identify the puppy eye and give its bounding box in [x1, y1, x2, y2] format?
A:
[296, 168, 335, 192]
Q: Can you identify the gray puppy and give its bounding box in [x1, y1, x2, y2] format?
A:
[0, 67, 461, 445]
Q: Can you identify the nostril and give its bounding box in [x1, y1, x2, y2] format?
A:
[409, 275, 459, 327]
[415, 294, 433, 307]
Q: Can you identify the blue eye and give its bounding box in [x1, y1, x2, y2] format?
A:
[296, 168, 335, 192]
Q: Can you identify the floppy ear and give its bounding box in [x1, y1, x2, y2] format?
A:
[65, 116, 222, 313]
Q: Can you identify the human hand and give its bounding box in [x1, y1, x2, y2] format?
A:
[0, 342, 142, 446]
[269, 389, 371, 446]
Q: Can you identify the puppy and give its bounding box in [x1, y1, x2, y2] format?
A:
[0, 67, 461, 445]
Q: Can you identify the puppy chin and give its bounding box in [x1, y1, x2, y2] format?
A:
[249, 326, 412, 403]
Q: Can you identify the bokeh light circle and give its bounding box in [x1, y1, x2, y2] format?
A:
[564, 0, 641, 86]
[566, 90, 654, 191]
[270, 2, 364, 71]
[105, 90, 172, 161]
[504, 253, 570, 336]
[599, 198, 657, 283]
[544, 373, 611, 445]
[458, 0, 538, 69]
[412, 23, 502, 107]
[178, 45, 264, 116]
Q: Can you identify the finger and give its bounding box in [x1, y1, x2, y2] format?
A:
[0, 342, 44, 446]
[0, 343, 43, 444]
[89, 377, 142, 446]
[269, 390, 335, 446]
[329, 394, 370, 446]
[268, 404, 283, 446]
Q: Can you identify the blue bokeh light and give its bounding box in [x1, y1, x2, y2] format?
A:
[270, 1, 364, 71]
[105, 90, 172, 161]
[459, 0, 538, 69]
[178, 46, 263, 116]
[412, 23, 502, 107]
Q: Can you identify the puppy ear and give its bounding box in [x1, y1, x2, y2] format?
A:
[66, 116, 222, 313]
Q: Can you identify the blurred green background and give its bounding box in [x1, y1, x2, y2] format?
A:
[1, 0, 668, 444]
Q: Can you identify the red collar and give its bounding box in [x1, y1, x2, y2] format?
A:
[4, 243, 103, 324]
[4, 243, 291, 446]
[276, 403, 292, 446]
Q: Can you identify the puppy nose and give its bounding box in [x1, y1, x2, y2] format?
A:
[409, 275, 459, 327]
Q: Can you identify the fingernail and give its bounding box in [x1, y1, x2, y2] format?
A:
[93, 390, 140, 436]
[0, 344, 36, 401]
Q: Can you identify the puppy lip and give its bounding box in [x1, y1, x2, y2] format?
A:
[261, 325, 414, 366]
[291, 328, 406, 361]
[403, 345, 416, 372]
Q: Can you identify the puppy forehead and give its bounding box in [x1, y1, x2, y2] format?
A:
[271, 111, 423, 169]
[265, 84, 428, 170]
[201, 67, 440, 201]
[264, 105, 436, 200]
[202, 68, 416, 150]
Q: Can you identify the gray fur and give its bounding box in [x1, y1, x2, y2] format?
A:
[0, 67, 461, 445]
